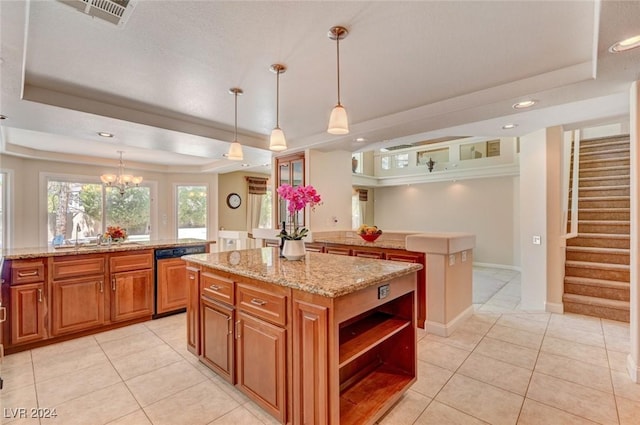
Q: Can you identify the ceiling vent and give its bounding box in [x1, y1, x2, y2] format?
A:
[58, 0, 136, 26]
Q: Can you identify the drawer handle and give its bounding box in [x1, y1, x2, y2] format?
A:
[0, 306, 6, 323]
[38, 288, 43, 303]
[209, 284, 220, 291]
[18, 270, 39, 277]
[98, 280, 104, 293]
[250, 298, 267, 306]
[112, 278, 116, 291]
[227, 316, 232, 335]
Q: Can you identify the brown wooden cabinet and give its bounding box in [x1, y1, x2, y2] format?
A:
[109, 250, 153, 322]
[10, 282, 46, 345]
[156, 258, 188, 314]
[9, 259, 47, 345]
[186, 266, 200, 355]
[200, 296, 234, 382]
[111, 269, 153, 322]
[51, 255, 105, 336]
[236, 310, 287, 423]
[276, 152, 305, 226]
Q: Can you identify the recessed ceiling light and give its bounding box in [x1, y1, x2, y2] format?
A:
[222, 153, 229, 158]
[0, 114, 7, 120]
[97, 132, 113, 138]
[241, 163, 250, 167]
[355, 137, 366, 142]
[512, 100, 537, 109]
[609, 35, 640, 53]
[502, 123, 518, 130]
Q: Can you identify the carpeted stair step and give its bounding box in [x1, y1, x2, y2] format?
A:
[565, 246, 630, 265]
[580, 135, 631, 145]
[564, 276, 629, 301]
[577, 208, 630, 221]
[579, 147, 630, 160]
[579, 165, 631, 178]
[577, 196, 630, 209]
[580, 157, 630, 169]
[565, 260, 629, 282]
[566, 233, 630, 249]
[577, 175, 631, 187]
[562, 293, 629, 322]
[572, 220, 630, 234]
[579, 140, 631, 153]
[575, 185, 630, 197]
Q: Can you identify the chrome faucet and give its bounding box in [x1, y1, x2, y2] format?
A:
[75, 223, 81, 247]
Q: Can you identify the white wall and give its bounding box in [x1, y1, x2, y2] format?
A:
[374, 176, 517, 266]
[0, 154, 219, 248]
[519, 129, 548, 310]
[307, 149, 352, 232]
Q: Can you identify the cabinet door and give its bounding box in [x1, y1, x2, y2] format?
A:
[156, 258, 187, 314]
[186, 267, 200, 355]
[111, 269, 153, 322]
[236, 311, 286, 423]
[10, 283, 46, 345]
[200, 297, 234, 383]
[52, 277, 105, 336]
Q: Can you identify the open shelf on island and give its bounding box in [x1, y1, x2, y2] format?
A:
[339, 312, 411, 367]
[339, 364, 415, 425]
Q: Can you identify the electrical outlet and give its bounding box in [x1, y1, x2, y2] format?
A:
[461, 251, 467, 262]
[449, 254, 455, 266]
[378, 284, 390, 299]
[532, 235, 541, 245]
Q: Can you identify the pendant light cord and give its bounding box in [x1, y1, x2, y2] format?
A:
[234, 91, 238, 141]
[276, 69, 280, 127]
[336, 35, 341, 106]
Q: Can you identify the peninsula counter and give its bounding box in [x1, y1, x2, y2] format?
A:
[183, 247, 422, 425]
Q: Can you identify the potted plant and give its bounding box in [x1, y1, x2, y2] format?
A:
[276, 184, 322, 260]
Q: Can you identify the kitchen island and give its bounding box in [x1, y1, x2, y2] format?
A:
[183, 247, 422, 425]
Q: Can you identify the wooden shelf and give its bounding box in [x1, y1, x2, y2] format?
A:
[339, 312, 410, 367]
[340, 365, 415, 425]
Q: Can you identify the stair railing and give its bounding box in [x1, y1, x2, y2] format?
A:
[562, 129, 580, 239]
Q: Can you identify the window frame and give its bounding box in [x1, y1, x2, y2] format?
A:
[41, 172, 157, 245]
[174, 183, 209, 240]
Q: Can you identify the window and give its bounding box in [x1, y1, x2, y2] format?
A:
[381, 156, 391, 170]
[177, 185, 207, 239]
[258, 187, 272, 229]
[47, 177, 151, 245]
[394, 153, 409, 168]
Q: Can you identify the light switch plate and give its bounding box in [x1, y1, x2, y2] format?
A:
[449, 254, 455, 266]
[461, 251, 467, 262]
[532, 235, 541, 245]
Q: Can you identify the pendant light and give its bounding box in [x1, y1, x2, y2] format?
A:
[227, 87, 244, 161]
[327, 25, 349, 135]
[269, 64, 288, 151]
[100, 151, 143, 196]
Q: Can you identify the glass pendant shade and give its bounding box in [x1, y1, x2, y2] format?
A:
[327, 104, 349, 135]
[227, 141, 244, 161]
[269, 127, 287, 151]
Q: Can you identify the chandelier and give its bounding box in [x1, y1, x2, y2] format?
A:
[100, 151, 143, 195]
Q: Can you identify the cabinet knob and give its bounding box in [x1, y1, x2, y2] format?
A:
[189, 275, 195, 280]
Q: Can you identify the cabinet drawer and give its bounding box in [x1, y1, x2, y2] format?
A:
[52, 256, 105, 280]
[11, 261, 45, 284]
[201, 272, 234, 305]
[109, 251, 153, 273]
[237, 283, 286, 327]
[352, 249, 385, 259]
[325, 247, 351, 256]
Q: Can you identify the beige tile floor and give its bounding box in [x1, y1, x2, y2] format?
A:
[1, 269, 638, 425]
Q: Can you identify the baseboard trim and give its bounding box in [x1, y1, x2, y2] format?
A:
[627, 354, 640, 383]
[426, 305, 475, 337]
[545, 302, 564, 314]
[473, 262, 522, 272]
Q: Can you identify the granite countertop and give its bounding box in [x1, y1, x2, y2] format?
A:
[182, 247, 422, 298]
[2, 239, 213, 259]
[313, 236, 407, 250]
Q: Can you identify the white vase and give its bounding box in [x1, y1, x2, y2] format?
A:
[282, 239, 306, 261]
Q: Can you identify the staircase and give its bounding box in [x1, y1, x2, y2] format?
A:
[563, 135, 630, 322]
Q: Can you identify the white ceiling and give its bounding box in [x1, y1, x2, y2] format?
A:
[1, 0, 639, 173]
